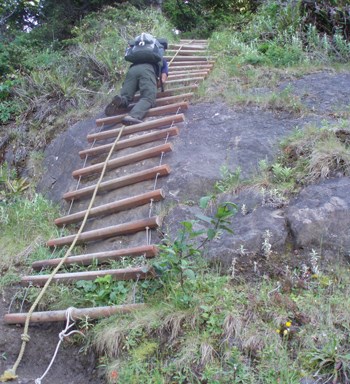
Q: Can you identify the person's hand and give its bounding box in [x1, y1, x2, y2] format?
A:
[161, 73, 167, 84]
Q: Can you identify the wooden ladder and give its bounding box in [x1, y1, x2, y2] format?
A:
[4, 40, 216, 324]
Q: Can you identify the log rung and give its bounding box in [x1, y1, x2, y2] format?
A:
[32, 245, 158, 270]
[63, 164, 170, 201]
[89, 113, 185, 142]
[95, 102, 188, 127]
[21, 266, 156, 287]
[72, 142, 173, 179]
[47, 216, 162, 247]
[166, 77, 205, 85]
[55, 189, 165, 226]
[4, 304, 145, 324]
[79, 127, 179, 159]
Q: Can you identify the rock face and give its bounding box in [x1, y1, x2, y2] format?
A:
[35, 70, 350, 270]
[286, 177, 350, 254]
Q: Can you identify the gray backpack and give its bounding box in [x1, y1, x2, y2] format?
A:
[125, 33, 167, 65]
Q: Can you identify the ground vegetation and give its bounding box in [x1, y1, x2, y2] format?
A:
[1, 1, 350, 383]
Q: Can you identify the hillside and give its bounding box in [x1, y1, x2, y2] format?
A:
[1, 2, 350, 384]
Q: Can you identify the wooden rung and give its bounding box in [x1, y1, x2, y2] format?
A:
[169, 44, 207, 50]
[79, 127, 179, 158]
[168, 65, 213, 71]
[89, 113, 185, 142]
[166, 77, 205, 85]
[165, 56, 212, 61]
[157, 93, 193, 104]
[180, 39, 208, 43]
[55, 189, 165, 226]
[169, 71, 210, 77]
[72, 142, 173, 179]
[169, 60, 215, 66]
[95, 102, 187, 128]
[4, 303, 145, 324]
[63, 165, 170, 201]
[21, 266, 155, 287]
[155, 85, 198, 98]
[167, 49, 208, 55]
[169, 73, 208, 80]
[153, 93, 193, 106]
[47, 216, 162, 247]
[32, 245, 158, 270]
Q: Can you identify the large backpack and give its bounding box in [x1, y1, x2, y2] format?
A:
[125, 33, 167, 65]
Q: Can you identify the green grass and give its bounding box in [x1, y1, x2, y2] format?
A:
[89, 262, 350, 383]
[0, 194, 61, 273]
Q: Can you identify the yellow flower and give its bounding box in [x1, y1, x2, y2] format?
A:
[285, 321, 292, 327]
[276, 329, 281, 333]
[283, 329, 289, 336]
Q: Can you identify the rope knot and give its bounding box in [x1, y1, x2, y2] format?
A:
[21, 333, 30, 342]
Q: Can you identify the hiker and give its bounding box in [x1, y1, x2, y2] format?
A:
[105, 33, 168, 125]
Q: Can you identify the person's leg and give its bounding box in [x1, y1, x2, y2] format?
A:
[105, 66, 138, 116]
[128, 64, 157, 120]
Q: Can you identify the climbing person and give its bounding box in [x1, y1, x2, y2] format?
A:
[105, 32, 168, 125]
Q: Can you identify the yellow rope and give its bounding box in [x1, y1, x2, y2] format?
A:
[0, 124, 125, 382]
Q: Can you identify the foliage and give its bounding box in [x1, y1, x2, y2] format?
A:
[214, 165, 241, 193]
[0, 192, 60, 272]
[0, 162, 29, 201]
[91, 262, 350, 383]
[75, 275, 130, 307]
[163, 0, 256, 38]
[279, 122, 350, 184]
[154, 196, 237, 295]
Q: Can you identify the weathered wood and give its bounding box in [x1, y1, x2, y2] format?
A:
[63, 165, 170, 201]
[169, 70, 210, 77]
[79, 127, 179, 158]
[167, 49, 208, 55]
[32, 245, 158, 270]
[47, 216, 162, 247]
[95, 102, 187, 127]
[72, 143, 173, 179]
[55, 189, 165, 226]
[169, 60, 215, 66]
[152, 93, 193, 106]
[169, 73, 208, 80]
[166, 77, 205, 85]
[21, 266, 156, 287]
[168, 64, 213, 72]
[4, 304, 145, 324]
[165, 56, 212, 61]
[169, 44, 207, 50]
[89, 114, 184, 142]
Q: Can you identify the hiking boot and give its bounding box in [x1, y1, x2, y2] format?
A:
[122, 115, 143, 125]
[105, 95, 124, 116]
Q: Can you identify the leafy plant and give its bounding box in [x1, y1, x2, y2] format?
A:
[155, 197, 237, 291]
[304, 337, 350, 383]
[0, 162, 29, 201]
[75, 275, 130, 307]
[215, 165, 241, 193]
